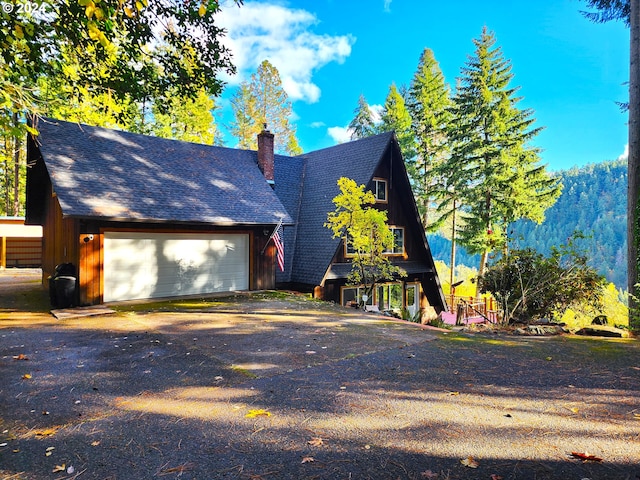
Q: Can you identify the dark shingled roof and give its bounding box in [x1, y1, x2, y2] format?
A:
[34, 118, 292, 225]
[275, 132, 395, 286]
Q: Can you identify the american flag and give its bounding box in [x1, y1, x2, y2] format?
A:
[273, 222, 285, 272]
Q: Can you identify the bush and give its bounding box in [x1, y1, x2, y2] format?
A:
[480, 237, 606, 324]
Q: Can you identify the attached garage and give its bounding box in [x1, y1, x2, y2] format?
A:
[103, 232, 249, 302]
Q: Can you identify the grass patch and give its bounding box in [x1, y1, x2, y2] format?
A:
[231, 366, 259, 379]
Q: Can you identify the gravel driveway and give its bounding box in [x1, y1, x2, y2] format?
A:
[1, 269, 639, 480]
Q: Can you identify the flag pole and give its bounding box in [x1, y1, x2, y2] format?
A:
[261, 218, 283, 255]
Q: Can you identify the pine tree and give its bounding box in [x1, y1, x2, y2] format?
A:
[450, 27, 561, 277]
[379, 83, 415, 160]
[406, 48, 452, 230]
[229, 60, 301, 154]
[348, 94, 377, 140]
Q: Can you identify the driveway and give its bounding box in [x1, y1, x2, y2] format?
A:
[1, 269, 639, 480]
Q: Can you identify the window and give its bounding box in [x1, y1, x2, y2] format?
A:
[345, 227, 404, 256]
[385, 227, 404, 255]
[372, 178, 387, 203]
[341, 286, 373, 308]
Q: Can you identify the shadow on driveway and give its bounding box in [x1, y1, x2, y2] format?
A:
[1, 270, 639, 479]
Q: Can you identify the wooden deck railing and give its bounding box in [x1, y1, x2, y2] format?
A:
[447, 295, 501, 324]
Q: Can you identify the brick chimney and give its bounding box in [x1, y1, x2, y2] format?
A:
[257, 126, 275, 187]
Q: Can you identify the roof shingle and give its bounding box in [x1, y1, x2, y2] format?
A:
[35, 119, 292, 225]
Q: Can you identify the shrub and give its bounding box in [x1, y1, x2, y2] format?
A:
[480, 237, 606, 324]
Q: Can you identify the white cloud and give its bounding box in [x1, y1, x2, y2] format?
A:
[383, 0, 392, 12]
[370, 104, 383, 124]
[618, 144, 629, 161]
[217, 1, 355, 103]
[310, 121, 326, 128]
[328, 126, 353, 144]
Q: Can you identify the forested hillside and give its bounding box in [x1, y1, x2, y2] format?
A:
[429, 159, 627, 288]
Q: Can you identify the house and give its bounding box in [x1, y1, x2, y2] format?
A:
[26, 118, 446, 317]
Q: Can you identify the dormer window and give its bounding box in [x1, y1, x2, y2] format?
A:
[372, 178, 387, 203]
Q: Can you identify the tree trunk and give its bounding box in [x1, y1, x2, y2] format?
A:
[12, 112, 21, 216]
[449, 199, 457, 289]
[478, 249, 489, 296]
[629, 0, 640, 331]
[3, 136, 9, 214]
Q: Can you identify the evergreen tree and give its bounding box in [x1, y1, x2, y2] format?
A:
[450, 27, 561, 277]
[348, 94, 377, 140]
[379, 83, 415, 160]
[406, 48, 452, 230]
[229, 60, 301, 154]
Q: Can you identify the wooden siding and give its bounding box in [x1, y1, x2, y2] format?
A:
[2, 238, 42, 267]
[79, 232, 102, 305]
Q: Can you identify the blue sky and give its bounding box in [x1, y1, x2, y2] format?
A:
[216, 0, 629, 171]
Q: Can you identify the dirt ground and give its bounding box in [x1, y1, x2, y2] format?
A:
[1, 269, 639, 480]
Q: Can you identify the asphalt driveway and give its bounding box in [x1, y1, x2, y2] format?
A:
[1, 269, 639, 480]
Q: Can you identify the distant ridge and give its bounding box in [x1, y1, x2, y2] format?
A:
[428, 159, 627, 289]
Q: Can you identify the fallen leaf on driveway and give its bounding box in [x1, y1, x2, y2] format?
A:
[35, 428, 58, 438]
[570, 452, 603, 462]
[245, 409, 271, 418]
[307, 437, 324, 447]
[490, 475, 503, 480]
[301, 456, 314, 463]
[13, 354, 29, 361]
[52, 464, 66, 473]
[448, 391, 460, 396]
[460, 456, 479, 468]
[22, 374, 32, 380]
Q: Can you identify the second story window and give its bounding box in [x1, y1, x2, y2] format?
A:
[385, 227, 404, 255]
[372, 178, 387, 203]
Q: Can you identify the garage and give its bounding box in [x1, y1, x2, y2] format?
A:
[103, 232, 249, 302]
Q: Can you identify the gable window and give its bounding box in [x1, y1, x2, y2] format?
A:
[344, 227, 404, 256]
[385, 227, 404, 255]
[372, 178, 387, 203]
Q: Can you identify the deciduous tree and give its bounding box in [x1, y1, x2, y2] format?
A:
[325, 177, 406, 307]
[481, 237, 606, 324]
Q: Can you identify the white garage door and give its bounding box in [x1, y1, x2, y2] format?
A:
[104, 232, 249, 302]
